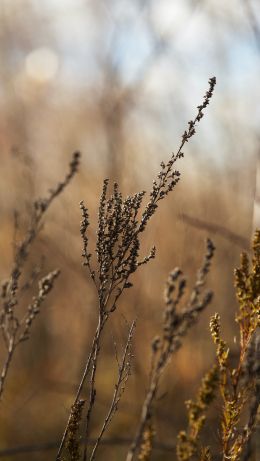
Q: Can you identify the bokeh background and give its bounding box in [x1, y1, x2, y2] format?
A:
[0, 0, 259, 460]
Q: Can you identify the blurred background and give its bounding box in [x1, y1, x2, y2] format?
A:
[0, 0, 259, 459]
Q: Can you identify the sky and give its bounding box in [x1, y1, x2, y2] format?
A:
[17, 0, 260, 93]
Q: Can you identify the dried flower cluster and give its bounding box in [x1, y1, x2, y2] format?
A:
[80, 182, 155, 315]
[175, 230, 260, 461]
[140, 77, 216, 230]
[208, 229, 260, 461]
[137, 422, 155, 461]
[200, 447, 212, 461]
[19, 269, 60, 342]
[0, 152, 80, 399]
[1, 73, 260, 461]
[126, 239, 215, 461]
[57, 78, 217, 461]
[66, 399, 86, 461]
[176, 365, 219, 461]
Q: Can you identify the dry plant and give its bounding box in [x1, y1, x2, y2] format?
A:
[176, 364, 219, 461]
[176, 230, 260, 461]
[0, 152, 80, 399]
[90, 319, 136, 460]
[56, 77, 216, 461]
[126, 239, 215, 461]
[0, 75, 259, 461]
[210, 229, 260, 461]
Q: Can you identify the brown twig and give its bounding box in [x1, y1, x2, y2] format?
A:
[56, 322, 104, 460]
[241, 333, 260, 461]
[179, 213, 249, 249]
[89, 320, 136, 460]
[57, 77, 216, 460]
[210, 230, 260, 461]
[126, 239, 215, 461]
[0, 152, 80, 400]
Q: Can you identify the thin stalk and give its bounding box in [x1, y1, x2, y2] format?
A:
[0, 337, 16, 399]
[56, 320, 104, 460]
[83, 315, 105, 461]
[90, 320, 135, 461]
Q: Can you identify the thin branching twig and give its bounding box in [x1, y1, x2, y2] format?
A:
[210, 229, 260, 461]
[0, 152, 80, 399]
[89, 320, 136, 460]
[126, 239, 215, 461]
[57, 77, 216, 461]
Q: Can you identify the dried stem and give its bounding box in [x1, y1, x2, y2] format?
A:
[89, 320, 136, 461]
[56, 321, 104, 460]
[126, 239, 215, 461]
[0, 152, 80, 400]
[57, 77, 216, 460]
[241, 333, 260, 461]
[210, 229, 260, 461]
